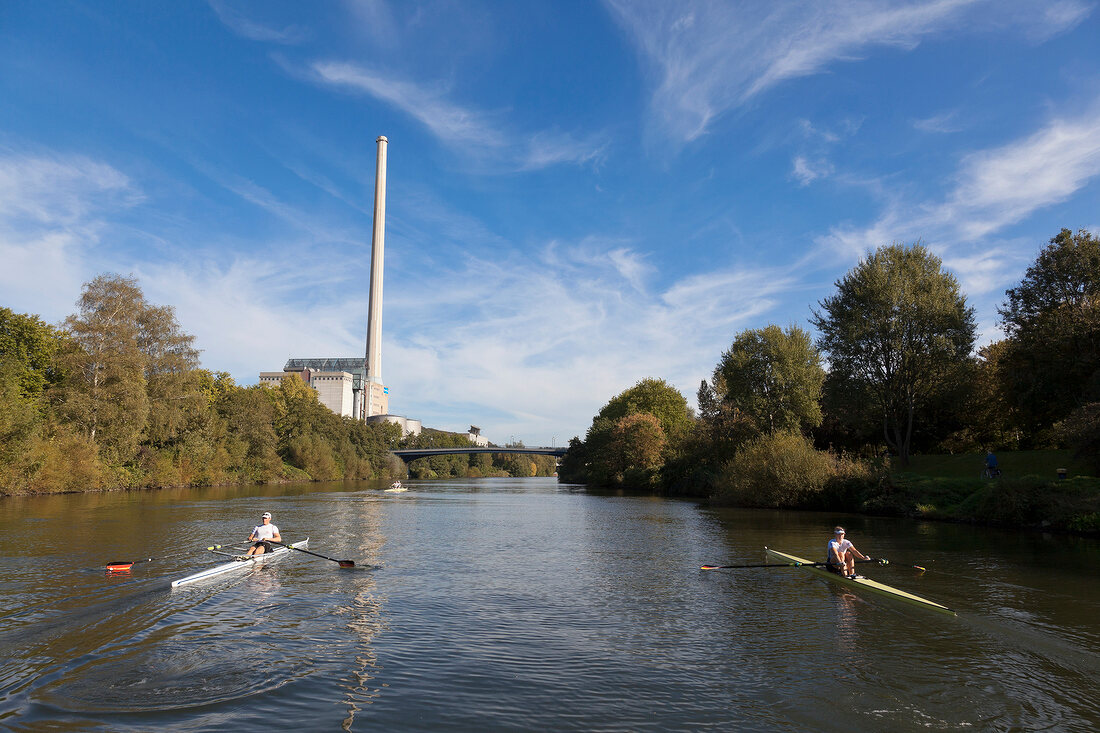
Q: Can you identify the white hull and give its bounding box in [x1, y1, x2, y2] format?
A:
[171, 538, 308, 588]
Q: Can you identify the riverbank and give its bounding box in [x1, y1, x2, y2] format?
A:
[879, 451, 1100, 534]
[698, 449, 1100, 536]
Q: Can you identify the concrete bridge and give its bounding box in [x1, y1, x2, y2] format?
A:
[392, 446, 568, 463]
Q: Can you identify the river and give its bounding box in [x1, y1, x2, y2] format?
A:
[1, 477, 1097, 731]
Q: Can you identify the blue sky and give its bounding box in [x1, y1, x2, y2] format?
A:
[2, 1, 1099, 447]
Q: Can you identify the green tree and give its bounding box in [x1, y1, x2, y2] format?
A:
[935, 341, 1021, 453]
[141, 300, 201, 449]
[593, 377, 694, 443]
[999, 228, 1100, 438]
[0, 307, 65, 400]
[217, 385, 282, 479]
[0, 308, 64, 488]
[812, 243, 976, 465]
[557, 436, 588, 484]
[567, 378, 691, 487]
[712, 324, 824, 436]
[55, 275, 152, 461]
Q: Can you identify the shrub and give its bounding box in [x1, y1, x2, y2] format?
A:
[1054, 402, 1100, 474]
[287, 434, 340, 481]
[714, 431, 856, 507]
[27, 429, 103, 493]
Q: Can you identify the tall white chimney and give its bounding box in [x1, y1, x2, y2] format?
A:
[363, 135, 388, 417]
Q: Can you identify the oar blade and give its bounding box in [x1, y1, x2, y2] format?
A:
[106, 562, 133, 572]
[338, 560, 356, 568]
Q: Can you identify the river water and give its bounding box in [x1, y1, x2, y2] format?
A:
[1, 477, 1097, 731]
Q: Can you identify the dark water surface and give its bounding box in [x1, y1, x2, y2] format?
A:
[1, 477, 1098, 731]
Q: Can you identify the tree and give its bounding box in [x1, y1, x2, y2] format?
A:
[564, 378, 692, 487]
[578, 413, 666, 487]
[593, 378, 694, 444]
[53, 273, 202, 464]
[935, 341, 1021, 453]
[812, 243, 976, 465]
[141, 299, 201, 449]
[999, 228, 1100, 438]
[712, 324, 824, 436]
[0, 307, 65, 400]
[217, 385, 281, 479]
[55, 275, 151, 461]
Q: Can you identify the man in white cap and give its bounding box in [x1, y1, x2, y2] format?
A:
[826, 526, 869, 579]
[243, 512, 282, 557]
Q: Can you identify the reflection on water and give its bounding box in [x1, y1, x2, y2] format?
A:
[1, 477, 1098, 731]
[339, 496, 387, 731]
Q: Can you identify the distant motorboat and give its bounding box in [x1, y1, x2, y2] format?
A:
[385, 481, 407, 492]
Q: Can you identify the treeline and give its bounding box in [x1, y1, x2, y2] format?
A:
[1, 274, 405, 494]
[402, 429, 558, 479]
[560, 230, 1100, 532]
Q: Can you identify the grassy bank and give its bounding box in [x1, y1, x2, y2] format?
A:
[701, 443, 1100, 535]
[880, 450, 1100, 534]
[896, 450, 1091, 481]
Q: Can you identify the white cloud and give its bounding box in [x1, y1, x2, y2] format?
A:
[814, 102, 1100, 346]
[311, 61, 606, 171]
[0, 151, 140, 320]
[792, 156, 833, 186]
[605, 0, 1091, 144]
[946, 115, 1100, 239]
[821, 103, 1100, 256]
[314, 61, 498, 148]
[208, 0, 307, 44]
[914, 110, 963, 133]
[135, 257, 368, 380]
[364, 238, 807, 442]
[0, 152, 136, 226]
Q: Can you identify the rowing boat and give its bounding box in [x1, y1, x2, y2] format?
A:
[765, 547, 956, 616]
[170, 538, 309, 588]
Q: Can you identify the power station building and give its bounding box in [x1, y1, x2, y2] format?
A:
[259, 136, 422, 438]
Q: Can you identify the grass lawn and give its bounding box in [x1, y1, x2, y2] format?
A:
[892, 450, 1093, 480]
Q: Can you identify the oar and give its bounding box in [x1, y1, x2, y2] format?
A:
[873, 558, 929, 572]
[106, 550, 194, 572]
[701, 562, 825, 570]
[701, 558, 886, 571]
[269, 541, 355, 568]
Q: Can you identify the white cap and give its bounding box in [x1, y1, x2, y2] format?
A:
[262, 512, 272, 519]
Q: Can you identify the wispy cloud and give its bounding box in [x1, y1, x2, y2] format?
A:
[914, 110, 964, 133]
[311, 61, 607, 171]
[791, 156, 833, 186]
[605, 0, 1091, 144]
[0, 151, 137, 226]
[814, 102, 1100, 345]
[0, 151, 141, 319]
[208, 0, 308, 44]
[945, 113, 1100, 239]
[379, 238, 804, 439]
[822, 103, 1100, 255]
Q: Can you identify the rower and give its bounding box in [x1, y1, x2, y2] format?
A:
[243, 512, 282, 558]
[826, 526, 869, 579]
